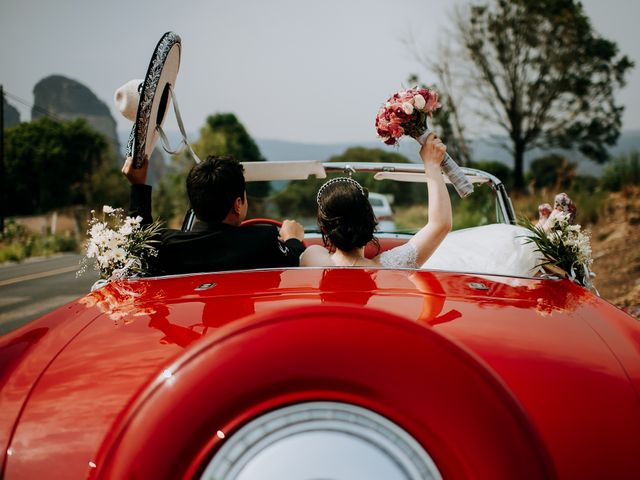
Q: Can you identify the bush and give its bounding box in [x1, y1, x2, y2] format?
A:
[470, 160, 513, 189]
[527, 154, 576, 190]
[571, 175, 599, 193]
[601, 151, 640, 191]
[0, 222, 79, 263]
[0, 243, 27, 263]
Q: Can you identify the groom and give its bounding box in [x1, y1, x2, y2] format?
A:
[122, 155, 305, 275]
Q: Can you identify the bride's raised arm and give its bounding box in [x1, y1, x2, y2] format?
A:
[408, 133, 453, 266]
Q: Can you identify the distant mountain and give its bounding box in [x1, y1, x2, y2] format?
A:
[3, 96, 20, 128]
[33, 75, 120, 158]
[118, 129, 640, 178]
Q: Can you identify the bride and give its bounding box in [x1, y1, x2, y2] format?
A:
[300, 134, 452, 268]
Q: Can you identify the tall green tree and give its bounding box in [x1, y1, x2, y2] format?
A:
[161, 113, 270, 221]
[3, 117, 125, 215]
[424, 0, 633, 191]
[194, 113, 270, 199]
[273, 147, 423, 218]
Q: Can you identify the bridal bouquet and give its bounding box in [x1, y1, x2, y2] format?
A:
[375, 88, 441, 145]
[78, 206, 162, 281]
[375, 87, 473, 198]
[521, 194, 595, 289]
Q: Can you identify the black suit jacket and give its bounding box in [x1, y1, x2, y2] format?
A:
[130, 184, 305, 275]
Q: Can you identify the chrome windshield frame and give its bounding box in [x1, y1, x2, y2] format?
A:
[183, 161, 517, 231]
[322, 162, 516, 225]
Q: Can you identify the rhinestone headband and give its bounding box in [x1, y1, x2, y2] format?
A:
[316, 177, 366, 207]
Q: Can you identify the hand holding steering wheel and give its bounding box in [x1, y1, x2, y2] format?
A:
[241, 218, 307, 247]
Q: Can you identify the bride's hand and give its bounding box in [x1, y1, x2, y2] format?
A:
[420, 133, 447, 167]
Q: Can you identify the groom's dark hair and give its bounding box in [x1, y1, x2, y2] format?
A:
[187, 156, 246, 223]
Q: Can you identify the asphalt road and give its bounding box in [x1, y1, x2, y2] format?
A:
[0, 254, 96, 335]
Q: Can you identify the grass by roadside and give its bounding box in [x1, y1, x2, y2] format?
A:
[0, 220, 79, 263]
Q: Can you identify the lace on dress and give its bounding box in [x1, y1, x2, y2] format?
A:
[379, 242, 418, 269]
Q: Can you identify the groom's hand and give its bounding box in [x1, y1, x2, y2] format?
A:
[279, 220, 305, 242]
[122, 156, 149, 185]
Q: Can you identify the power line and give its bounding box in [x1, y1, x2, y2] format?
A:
[3, 89, 121, 146]
[3, 90, 65, 123]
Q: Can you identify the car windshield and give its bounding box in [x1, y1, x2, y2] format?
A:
[251, 172, 504, 234]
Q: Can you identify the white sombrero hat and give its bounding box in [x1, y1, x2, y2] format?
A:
[116, 31, 181, 168]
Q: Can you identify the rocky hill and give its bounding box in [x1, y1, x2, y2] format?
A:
[3, 96, 20, 128]
[32, 75, 120, 158]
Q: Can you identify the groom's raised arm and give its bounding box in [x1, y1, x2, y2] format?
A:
[122, 156, 153, 226]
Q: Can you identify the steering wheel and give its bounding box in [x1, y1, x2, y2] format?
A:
[240, 218, 283, 227]
[241, 218, 310, 248]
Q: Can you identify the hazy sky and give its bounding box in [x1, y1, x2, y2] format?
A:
[1, 0, 638, 143]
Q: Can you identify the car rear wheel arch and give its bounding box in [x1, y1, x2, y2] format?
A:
[93, 304, 554, 479]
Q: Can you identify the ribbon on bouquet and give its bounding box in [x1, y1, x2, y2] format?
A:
[416, 128, 474, 198]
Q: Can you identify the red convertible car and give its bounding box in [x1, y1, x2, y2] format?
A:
[1, 162, 639, 479]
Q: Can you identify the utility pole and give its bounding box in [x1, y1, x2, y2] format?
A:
[0, 85, 5, 233]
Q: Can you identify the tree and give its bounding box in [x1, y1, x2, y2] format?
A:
[527, 154, 576, 191]
[162, 113, 270, 221]
[421, 0, 633, 191]
[3, 117, 124, 215]
[194, 113, 270, 199]
[273, 147, 424, 218]
[471, 160, 513, 189]
[328, 147, 427, 206]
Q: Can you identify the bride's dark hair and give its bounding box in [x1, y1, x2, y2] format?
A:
[316, 178, 379, 252]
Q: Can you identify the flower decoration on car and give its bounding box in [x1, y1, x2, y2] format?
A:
[78, 205, 163, 281]
[375, 87, 441, 146]
[520, 193, 595, 290]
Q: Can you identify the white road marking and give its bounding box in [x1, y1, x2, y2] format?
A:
[0, 265, 79, 288]
[0, 295, 79, 323]
[0, 297, 28, 307]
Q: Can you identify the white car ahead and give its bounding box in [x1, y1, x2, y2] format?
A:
[368, 192, 395, 232]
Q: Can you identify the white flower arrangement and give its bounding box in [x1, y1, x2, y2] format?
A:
[78, 205, 163, 281]
[521, 212, 595, 290]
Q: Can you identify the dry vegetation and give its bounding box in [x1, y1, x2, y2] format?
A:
[395, 187, 640, 318]
[588, 187, 640, 316]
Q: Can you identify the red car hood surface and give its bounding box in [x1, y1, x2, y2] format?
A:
[2, 268, 639, 478]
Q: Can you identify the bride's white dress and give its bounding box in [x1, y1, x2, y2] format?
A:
[379, 224, 542, 277]
[379, 242, 419, 269]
